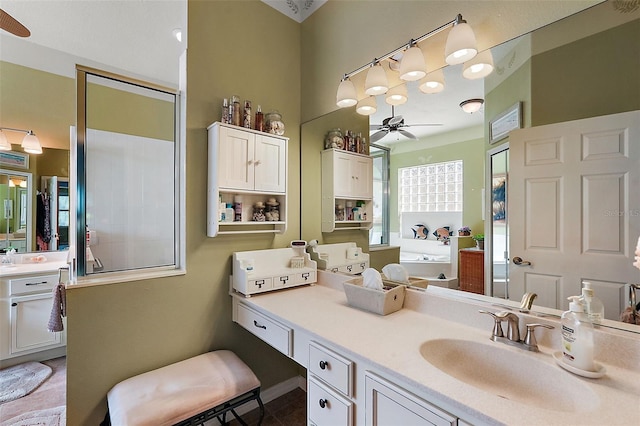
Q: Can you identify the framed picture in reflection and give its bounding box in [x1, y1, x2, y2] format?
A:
[490, 102, 522, 144]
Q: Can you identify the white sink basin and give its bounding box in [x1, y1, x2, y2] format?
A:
[419, 339, 599, 412]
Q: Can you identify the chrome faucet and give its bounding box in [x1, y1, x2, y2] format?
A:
[479, 310, 553, 352]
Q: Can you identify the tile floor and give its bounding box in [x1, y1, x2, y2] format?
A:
[229, 387, 307, 426]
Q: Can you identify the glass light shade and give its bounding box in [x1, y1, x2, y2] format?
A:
[460, 98, 484, 113]
[445, 21, 477, 65]
[0, 131, 11, 151]
[336, 78, 357, 108]
[356, 96, 377, 115]
[385, 84, 408, 106]
[21, 131, 42, 154]
[364, 64, 389, 95]
[418, 69, 445, 94]
[399, 46, 427, 81]
[462, 49, 494, 80]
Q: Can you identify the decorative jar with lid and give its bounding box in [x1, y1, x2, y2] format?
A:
[265, 198, 280, 222]
[265, 111, 285, 135]
[252, 201, 266, 222]
[324, 129, 344, 149]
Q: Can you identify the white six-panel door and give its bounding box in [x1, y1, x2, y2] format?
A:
[509, 110, 640, 319]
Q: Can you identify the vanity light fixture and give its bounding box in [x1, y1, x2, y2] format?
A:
[460, 98, 484, 114]
[356, 96, 377, 115]
[364, 62, 389, 96]
[336, 76, 358, 108]
[398, 42, 427, 81]
[336, 13, 480, 115]
[462, 49, 494, 80]
[444, 14, 478, 65]
[418, 68, 445, 94]
[385, 84, 408, 106]
[0, 127, 42, 154]
[0, 130, 12, 151]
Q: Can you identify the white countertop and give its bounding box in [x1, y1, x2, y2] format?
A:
[0, 252, 69, 278]
[235, 271, 640, 425]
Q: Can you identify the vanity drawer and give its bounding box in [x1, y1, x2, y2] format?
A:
[236, 303, 292, 356]
[247, 277, 273, 293]
[308, 375, 353, 426]
[309, 341, 353, 396]
[293, 270, 316, 285]
[9, 275, 58, 296]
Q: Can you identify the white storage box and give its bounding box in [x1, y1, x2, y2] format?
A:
[343, 277, 405, 315]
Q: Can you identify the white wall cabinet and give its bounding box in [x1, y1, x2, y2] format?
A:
[1, 274, 65, 361]
[322, 149, 373, 233]
[207, 122, 288, 237]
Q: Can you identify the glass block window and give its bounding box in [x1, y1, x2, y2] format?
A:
[399, 160, 463, 212]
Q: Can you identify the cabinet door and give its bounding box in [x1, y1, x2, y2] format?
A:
[365, 372, 456, 426]
[333, 152, 353, 198]
[218, 126, 255, 190]
[351, 155, 373, 199]
[10, 293, 62, 354]
[254, 134, 286, 193]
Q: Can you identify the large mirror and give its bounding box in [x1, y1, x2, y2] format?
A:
[302, 2, 640, 332]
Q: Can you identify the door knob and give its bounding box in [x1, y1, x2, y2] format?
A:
[513, 257, 531, 266]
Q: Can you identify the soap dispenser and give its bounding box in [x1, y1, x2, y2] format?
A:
[561, 296, 595, 372]
[581, 281, 605, 324]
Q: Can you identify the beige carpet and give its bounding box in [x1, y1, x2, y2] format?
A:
[0, 362, 52, 404]
[0, 358, 66, 425]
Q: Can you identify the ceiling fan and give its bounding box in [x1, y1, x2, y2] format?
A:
[0, 8, 31, 37]
[369, 106, 441, 142]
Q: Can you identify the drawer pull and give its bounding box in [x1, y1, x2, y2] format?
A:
[26, 282, 48, 286]
[319, 360, 328, 370]
[253, 320, 267, 330]
[319, 398, 328, 409]
[11, 302, 17, 307]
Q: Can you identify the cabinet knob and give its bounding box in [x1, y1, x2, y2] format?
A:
[319, 398, 328, 409]
[319, 360, 328, 370]
[11, 302, 17, 307]
[254, 160, 261, 165]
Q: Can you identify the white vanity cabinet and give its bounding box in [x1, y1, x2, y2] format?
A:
[207, 122, 288, 237]
[364, 372, 456, 426]
[0, 273, 65, 360]
[322, 149, 373, 233]
[308, 341, 354, 426]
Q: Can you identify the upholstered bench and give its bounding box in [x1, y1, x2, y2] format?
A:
[102, 350, 263, 426]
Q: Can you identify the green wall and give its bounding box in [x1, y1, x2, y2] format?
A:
[65, 1, 302, 424]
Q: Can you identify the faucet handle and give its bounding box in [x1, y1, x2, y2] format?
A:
[523, 323, 554, 351]
[478, 310, 504, 339]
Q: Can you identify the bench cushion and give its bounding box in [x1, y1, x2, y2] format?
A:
[107, 350, 260, 426]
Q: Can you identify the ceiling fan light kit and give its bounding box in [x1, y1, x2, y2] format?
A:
[364, 63, 389, 95]
[335, 14, 488, 117]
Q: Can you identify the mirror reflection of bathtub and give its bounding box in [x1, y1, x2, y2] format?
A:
[392, 237, 475, 284]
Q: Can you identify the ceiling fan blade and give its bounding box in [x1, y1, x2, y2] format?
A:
[370, 124, 384, 130]
[406, 123, 443, 127]
[398, 129, 418, 140]
[370, 129, 389, 142]
[0, 9, 31, 37]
